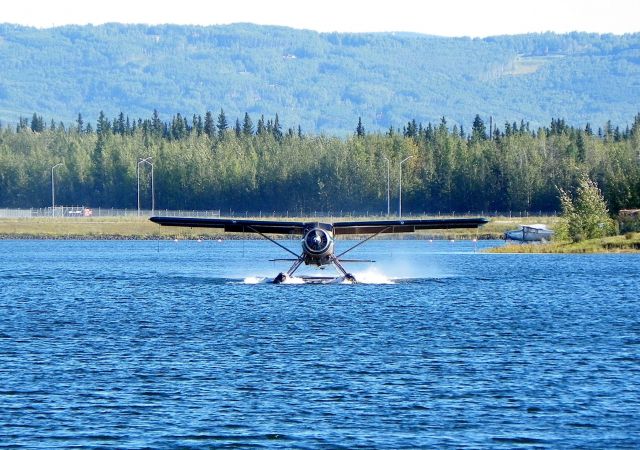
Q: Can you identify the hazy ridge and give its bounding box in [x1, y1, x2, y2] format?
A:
[0, 23, 639, 133]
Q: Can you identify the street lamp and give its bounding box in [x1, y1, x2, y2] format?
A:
[51, 163, 63, 217]
[398, 155, 414, 218]
[137, 156, 154, 216]
[383, 156, 390, 217]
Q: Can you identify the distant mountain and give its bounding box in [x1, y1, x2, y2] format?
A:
[0, 23, 639, 134]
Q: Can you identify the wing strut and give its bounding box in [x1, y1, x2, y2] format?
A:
[335, 226, 391, 259]
[247, 225, 300, 258]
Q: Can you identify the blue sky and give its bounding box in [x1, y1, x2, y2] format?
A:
[3, 0, 639, 36]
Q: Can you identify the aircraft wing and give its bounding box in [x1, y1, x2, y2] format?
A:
[149, 216, 306, 234]
[331, 218, 488, 235]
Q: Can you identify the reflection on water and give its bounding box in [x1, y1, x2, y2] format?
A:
[0, 239, 639, 448]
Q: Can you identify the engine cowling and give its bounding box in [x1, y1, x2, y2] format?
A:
[302, 227, 333, 256]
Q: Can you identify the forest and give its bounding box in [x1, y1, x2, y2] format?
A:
[1, 24, 640, 134]
[1, 111, 638, 215]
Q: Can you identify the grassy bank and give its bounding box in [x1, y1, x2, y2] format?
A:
[487, 232, 640, 253]
[0, 215, 554, 240]
[0, 217, 216, 240]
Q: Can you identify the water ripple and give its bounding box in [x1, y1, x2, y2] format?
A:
[0, 240, 639, 448]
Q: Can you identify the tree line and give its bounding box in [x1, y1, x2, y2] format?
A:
[1, 111, 639, 215]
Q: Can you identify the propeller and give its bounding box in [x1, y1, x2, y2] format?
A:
[304, 228, 330, 253]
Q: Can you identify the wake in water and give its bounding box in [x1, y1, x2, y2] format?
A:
[238, 255, 453, 285]
[350, 267, 394, 284]
[241, 267, 395, 285]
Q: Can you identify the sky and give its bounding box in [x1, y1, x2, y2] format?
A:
[3, 0, 639, 37]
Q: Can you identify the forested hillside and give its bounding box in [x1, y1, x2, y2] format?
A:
[1, 111, 638, 213]
[1, 23, 640, 134]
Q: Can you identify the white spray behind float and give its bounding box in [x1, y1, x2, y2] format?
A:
[369, 255, 452, 281]
[242, 276, 270, 284]
[350, 266, 395, 284]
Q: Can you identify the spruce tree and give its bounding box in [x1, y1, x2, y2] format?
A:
[151, 109, 163, 137]
[204, 111, 214, 138]
[471, 114, 486, 140]
[76, 113, 84, 133]
[272, 113, 283, 140]
[256, 115, 266, 135]
[116, 112, 125, 135]
[96, 111, 110, 136]
[242, 112, 254, 136]
[217, 109, 228, 139]
[356, 117, 365, 137]
[193, 115, 203, 136]
[30, 113, 44, 132]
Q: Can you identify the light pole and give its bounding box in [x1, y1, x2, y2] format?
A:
[398, 155, 414, 218]
[137, 157, 154, 215]
[51, 163, 63, 217]
[383, 156, 390, 217]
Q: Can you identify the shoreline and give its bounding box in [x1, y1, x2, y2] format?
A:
[485, 233, 640, 254]
[0, 232, 497, 241]
[0, 216, 531, 241]
[1, 217, 638, 253]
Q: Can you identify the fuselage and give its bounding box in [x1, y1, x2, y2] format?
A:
[301, 223, 335, 266]
[505, 225, 553, 242]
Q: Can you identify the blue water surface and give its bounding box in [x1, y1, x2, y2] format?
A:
[0, 239, 639, 448]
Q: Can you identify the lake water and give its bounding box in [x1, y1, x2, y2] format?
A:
[1, 239, 639, 448]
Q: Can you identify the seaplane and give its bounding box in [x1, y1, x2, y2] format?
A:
[504, 224, 554, 242]
[150, 216, 488, 283]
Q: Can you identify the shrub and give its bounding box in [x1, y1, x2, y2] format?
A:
[558, 177, 616, 242]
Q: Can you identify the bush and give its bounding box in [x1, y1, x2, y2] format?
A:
[619, 211, 640, 233]
[558, 177, 616, 242]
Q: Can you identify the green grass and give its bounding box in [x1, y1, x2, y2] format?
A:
[6, 215, 637, 253]
[0, 215, 554, 240]
[486, 232, 640, 253]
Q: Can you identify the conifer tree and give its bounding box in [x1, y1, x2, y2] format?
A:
[471, 114, 486, 140]
[76, 113, 84, 133]
[217, 109, 228, 139]
[204, 111, 214, 138]
[356, 117, 365, 137]
[96, 111, 110, 136]
[256, 115, 266, 135]
[151, 109, 163, 137]
[272, 113, 283, 140]
[242, 112, 254, 136]
[30, 113, 44, 132]
[116, 112, 126, 135]
[193, 114, 203, 136]
[584, 123, 593, 136]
